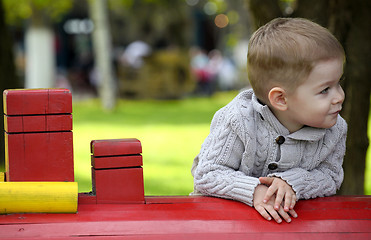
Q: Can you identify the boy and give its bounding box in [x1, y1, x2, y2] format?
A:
[191, 18, 347, 224]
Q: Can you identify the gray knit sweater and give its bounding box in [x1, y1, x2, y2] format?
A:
[192, 89, 347, 206]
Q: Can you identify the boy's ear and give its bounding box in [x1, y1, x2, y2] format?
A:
[268, 87, 288, 111]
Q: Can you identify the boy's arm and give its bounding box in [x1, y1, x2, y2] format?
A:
[193, 130, 260, 206]
[193, 107, 260, 206]
[269, 119, 347, 200]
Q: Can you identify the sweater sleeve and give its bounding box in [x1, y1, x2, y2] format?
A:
[193, 105, 260, 206]
[270, 117, 347, 200]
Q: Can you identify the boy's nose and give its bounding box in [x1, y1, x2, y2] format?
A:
[332, 87, 345, 105]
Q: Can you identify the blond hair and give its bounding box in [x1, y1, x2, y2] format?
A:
[247, 18, 345, 103]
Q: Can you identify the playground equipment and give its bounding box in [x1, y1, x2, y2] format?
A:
[0, 182, 77, 214]
[0, 88, 370, 239]
[3, 89, 74, 182]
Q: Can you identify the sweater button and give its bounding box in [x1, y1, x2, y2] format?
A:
[268, 162, 278, 170]
[275, 136, 285, 145]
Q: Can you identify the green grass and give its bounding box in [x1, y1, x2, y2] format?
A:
[73, 91, 239, 195]
[73, 92, 371, 195]
[365, 107, 371, 194]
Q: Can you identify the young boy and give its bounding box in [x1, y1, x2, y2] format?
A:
[191, 18, 347, 224]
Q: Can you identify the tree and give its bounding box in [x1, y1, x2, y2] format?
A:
[89, 0, 116, 110]
[247, 0, 371, 194]
[0, 0, 19, 170]
[3, 0, 72, 89]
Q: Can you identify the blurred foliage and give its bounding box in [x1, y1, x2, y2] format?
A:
[3, 0, 72, 25]
[118, 49, 195, 99]
[107, 0, 192, 48]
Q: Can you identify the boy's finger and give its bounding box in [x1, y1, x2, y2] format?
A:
[263, 185, 277, 203]
[283, 192, 292, 211]
[255, 205, 272, 221]
[264, 205, 282, 223]
[277, 206, 292, 223]
[259, 177, 273, 185]
[290, 195, 297, 209]
[274, 188, 285, 210]
[288, 209, 298, 218]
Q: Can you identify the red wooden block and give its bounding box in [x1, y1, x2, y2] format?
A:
[4, 114, 72, 133]
[93, 167, 145, 204]
[5, 131, 74, 182]
[92, 155, 142, 169]
[78, 192, 97, 204]
[91, 139, 142, 157]
[3, 88, 72, 116]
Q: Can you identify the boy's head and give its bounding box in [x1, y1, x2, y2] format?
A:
[247, 18, 345, 103]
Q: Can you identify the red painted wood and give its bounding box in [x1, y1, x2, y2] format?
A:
[0, 196, 369, 239]
[78, 192, 97, 204]
[90, 139, 142, 157]
[1, 220, 370, 239]
[3, 89, 72, 116]
[4, 114, 72, 133]
[92, 154, 142, 169]
[1, 196, 369, 224]
[93, 167, 144, 204]
[5, 131, 74, 182]
[0, 232, 369, 240]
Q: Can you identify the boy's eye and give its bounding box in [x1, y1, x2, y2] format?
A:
[320, 87, 330, 94]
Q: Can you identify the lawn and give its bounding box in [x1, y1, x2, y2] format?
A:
[71, 91, 371, 195]
[73, 91, 239, 195]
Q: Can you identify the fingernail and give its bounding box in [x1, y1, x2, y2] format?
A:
[293, 213, 298, 218]
[267, 217, 271, 221]
[284, 207, 289, 211]
[277, 219, 282, 223]
[263, 200, 267, 203]
[275, 205, 279, 209]
[287, 218, 291, 223]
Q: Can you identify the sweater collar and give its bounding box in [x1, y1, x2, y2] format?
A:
[250, 91, 326, 141]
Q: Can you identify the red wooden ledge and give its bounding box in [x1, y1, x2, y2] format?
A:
[92, 155, 143, 169]
[4, 114, 73, 133]
[0, 195, 370, 239]
[91, 139, 142, 157]
[3, 88, 72, 116]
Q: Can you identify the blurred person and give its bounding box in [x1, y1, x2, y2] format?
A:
[120, 40, 151, 69]
[190, 47, 213, 96]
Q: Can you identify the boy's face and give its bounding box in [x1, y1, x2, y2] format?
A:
[284, 58, 345, 132]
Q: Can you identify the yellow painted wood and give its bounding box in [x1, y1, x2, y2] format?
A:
[0, 182, 78, 214]
[0, 172, 4, 182]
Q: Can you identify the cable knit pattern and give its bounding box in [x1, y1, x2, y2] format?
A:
[191, 89, 347, 206]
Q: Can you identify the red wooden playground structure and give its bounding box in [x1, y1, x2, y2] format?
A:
[0, 88, 370, 239]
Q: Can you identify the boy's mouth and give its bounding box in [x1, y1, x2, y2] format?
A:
[330, 109, 341, 115]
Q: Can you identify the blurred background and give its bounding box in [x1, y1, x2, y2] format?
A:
[0, 0, 370, 196]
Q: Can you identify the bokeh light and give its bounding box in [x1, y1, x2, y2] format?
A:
[204, 2, 217, 15]
[214, 14, 229, 28]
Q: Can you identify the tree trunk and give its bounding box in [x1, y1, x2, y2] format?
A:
[0, 0, 18, 170]
[336, 0, 371, 194]
[247, 0, 282, 28]
[25, 25, 55, 88]
[292, 0, 330, 27]
[89, 0, 116, 110]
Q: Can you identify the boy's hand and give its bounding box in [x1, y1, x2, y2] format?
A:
[259, 177, 297, 212]
[253, 184, 297, 223]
